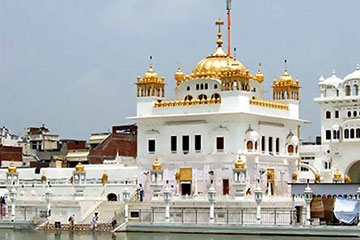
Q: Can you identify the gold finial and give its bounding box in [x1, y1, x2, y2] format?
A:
[284, 59, 288, 74]
[8, 162, 17, 173]
[152, 156, 162, 171]
[257, 62, 262, 74]
[215, 18, 224, 47]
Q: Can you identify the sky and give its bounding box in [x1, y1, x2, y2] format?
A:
[0, 0, 359, 141]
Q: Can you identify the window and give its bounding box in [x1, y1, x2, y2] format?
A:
[275, 138, 280, 154]
[186, 86, 190, 91]
[346, 85, 351, 96]
[344, 129, 349, 139]
[148, 139, 156, 153]
[198, 94, 207, 100]
[216, 137, 224, 152]
[205, 83, 208, 89]
[325, 130, 331, 140]
[333, 130, 337, 140]
[214, 84, 218, 89]
[354, 111, 357, 117]
[354, 85, 359, 96]
[301, 162, 309, 172]
[200, 84, 204, 90]
[356, 129, 360, 138]
[184, 95, 193, 101]
[350, 129, 355, 139]
[324, 161, 331, 170]
[335, 110, 339, 118]
[246, 141, 253, 151]
[182, 136, 189, 154]
[195, 135, 201, 152]
[288, 145, 294, 153]
[348, 111, 351, 118]
[268, 137, 273, 153]
[171, 136, 177, 153]
[325, 111, 331, 119]
[261, 136, 265, 152]
[196, 84, 199, 90]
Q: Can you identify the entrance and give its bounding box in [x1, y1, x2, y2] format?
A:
[347, 160, 360, 183]
[107, 193, 117, 201]
[223, 179, 229, 195]
[181, 182, 191, 195]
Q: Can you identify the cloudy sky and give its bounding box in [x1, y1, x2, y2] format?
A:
[1, 0, 359, 140]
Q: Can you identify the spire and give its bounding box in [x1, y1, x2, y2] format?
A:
[215, 18, 224, 47]
[332, 69, 336, 76]
[226, 0, 232, 56]
[149, 56, 153, 69]
[357, 61, 359, 70]
[257, 62, 262, 74]
[284, 59, 288, 74]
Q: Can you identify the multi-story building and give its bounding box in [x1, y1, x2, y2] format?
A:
[300, 64, 360, 183]
[130, 18, 306, 198]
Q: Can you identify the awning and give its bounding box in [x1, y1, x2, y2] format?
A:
[334, 197, 359, 224]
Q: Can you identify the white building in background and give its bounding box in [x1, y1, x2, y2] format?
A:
[130, 19, 307, 199]
[0, 127, 22, 147]
[299, 64, 360, 183]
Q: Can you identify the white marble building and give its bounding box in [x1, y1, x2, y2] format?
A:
[300, 64, 360, 183]
[130, 19, 306, 199]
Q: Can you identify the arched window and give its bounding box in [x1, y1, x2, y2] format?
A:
[255, 141, 258, 150]
[246, 141, 253, 151]
[186, 86, 190, 91]
[288, 145, 294, 153]
[356, 129, 360, 138]
[354, 111, 357, 117]
[214, 84, 218, 89]
[205, 83, 208, 89]
[196, 84, 199, 90]
[353, 85, 358, 96]
[348, 111, 352, 118]
[200, 84, 204, 90]
[198, 94, 207, 100]
[344, 129, 349, 139]
[350, 129, 355, 139]
[346, 85, 351, 96]
[184, 95, 193, 101]
[325, 111, 331, 119]
[333, 130, 337, 139]
[211, 93, 221, 100]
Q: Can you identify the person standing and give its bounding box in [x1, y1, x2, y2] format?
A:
[68, 214, 75, 230]
[90, 212, 99, 230]
[139, 184, 144, 202]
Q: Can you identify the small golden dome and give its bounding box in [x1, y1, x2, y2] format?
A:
[254, 63, 264, 83]
[75, 162, 85, 172]
[333, 169, 341, 180]
[8, 163, 17, 173]
[152, 157, 162, 171]
[142, 63, 159, 83]
[234, 156, 245, 169]
[174, 66, 185, 85]
[279, 69, 294, 83]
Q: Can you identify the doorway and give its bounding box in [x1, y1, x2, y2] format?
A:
[181, 182, 191, 195]
[223, 179, 229, 195]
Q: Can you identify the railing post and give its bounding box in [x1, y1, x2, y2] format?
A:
[274, 209, 277, 225]
[181, 209, 184, 223]
[241, 210, 244, 225]
[195, 209, 197, 224]
[152, 208, 154, 223]
[139, 209, 141, 222]
[24, 207, 26, 221]
[226, 210, 229, 224]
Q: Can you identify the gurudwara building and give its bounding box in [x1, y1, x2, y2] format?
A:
[130, 18, 306, 200]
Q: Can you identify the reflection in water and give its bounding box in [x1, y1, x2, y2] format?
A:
[0, 230, 358, 240]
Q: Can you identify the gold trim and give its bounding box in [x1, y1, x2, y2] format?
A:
[249, 99, 289, 110]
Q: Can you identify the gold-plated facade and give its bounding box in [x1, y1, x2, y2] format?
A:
[267, 168, 275, 183]
[175, 168, 192, 182]
[154, 98, 221, 108]
[249, 99, 289, 110]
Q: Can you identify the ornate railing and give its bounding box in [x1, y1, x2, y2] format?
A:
[250, 99, 289, 110]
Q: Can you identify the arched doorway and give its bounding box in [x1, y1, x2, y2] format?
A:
[347, 161, 360, 183]
[107, 193, 117, 201]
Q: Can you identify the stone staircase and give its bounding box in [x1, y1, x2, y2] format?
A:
[81, 201, 123, 224]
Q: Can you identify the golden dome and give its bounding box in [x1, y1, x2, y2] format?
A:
[8, 163, 17, 173]
[191, 19, 249, 81]
[333, 169, 341, 180]
[75, 162, 85, 172]
[174, 66, 185, 85]
[254, 63, 264, 83]
[234, 156, 245, 169]
[279, 69, 294, 83]
[142, 63, 159, 83]
[152, 157, 162, 171]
